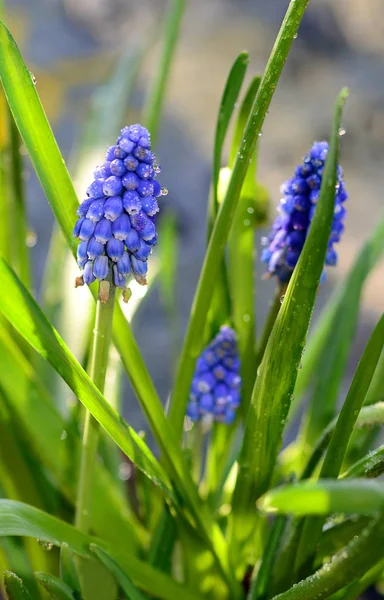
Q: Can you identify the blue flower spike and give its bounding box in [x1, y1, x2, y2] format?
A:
[73, 124, 166, 299]
[261, 141, 347, 284]
[186, 326, 242, 427]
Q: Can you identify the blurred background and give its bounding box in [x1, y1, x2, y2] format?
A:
[3, 0, 384, 430]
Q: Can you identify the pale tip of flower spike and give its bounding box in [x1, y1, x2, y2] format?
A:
[99, 280, 110, 304]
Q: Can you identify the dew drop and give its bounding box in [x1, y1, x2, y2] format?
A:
[26, 231, 37, 248]
[293, 33, 298, 39]
[29, 71, 37, 84]
[280, 294, 285, 304]
[243, 219, 251, 227]
[160, 187, 168, 196]
[338, 126, 346, 136]
[242, 314, 251, 323]
[119, 462, 132, 481]
[60, 430, 67, 441]
[38, 539, 53, 551]
[247, 207, 255, 214]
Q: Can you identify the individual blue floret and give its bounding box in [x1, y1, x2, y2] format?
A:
[261, 141, 348, 284]
[73, 124, 167, 288]
[186, 326, 242, 425]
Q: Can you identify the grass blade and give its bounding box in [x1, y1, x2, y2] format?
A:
[0, 20, 77, 256]
[90, 545, 148, 600]
[248, 516, 287, 600]
[231, 89, 348, 552]
[228, 75, 262, 412]
[143, 0, 186, 145]
[259, 480, 384, 516]
[210, 51, 249, 224]
[345, 348, 384, 467]
[291, 213, 384, 436]
[294, 314, 384, 576]
[168, 0, 311, 441]
[35, 573, 75, 600]
[300, 402, 384, 480]
[341, 444, 384, 479]
[320, 314, 384, 478]
[59, 544, 80, 597]
[0, 500, 203, 600]
[3, 571, 33, 600]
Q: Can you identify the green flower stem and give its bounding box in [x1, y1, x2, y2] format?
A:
[169, 0, 310, 442]
[143, 0, 186, 146]
[75, 284, 116, 533]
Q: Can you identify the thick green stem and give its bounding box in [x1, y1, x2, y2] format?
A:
[75, 284, 116, 532]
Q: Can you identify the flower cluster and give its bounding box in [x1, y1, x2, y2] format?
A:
[73, 124, 166, 288]
[186, 326, 241, 425]
[261, 141, 348, 284]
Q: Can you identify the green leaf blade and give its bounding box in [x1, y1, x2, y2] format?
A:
[35, 573, 75, 600]
[0, 20, 78, 255]
[90, 545, 148, 600]
[211, 51, 249, 221]
[169, 0, 311, 442]
[231, 89, 349, 551]
[3, 571, 33, 600]
[259, 480, 384, 516]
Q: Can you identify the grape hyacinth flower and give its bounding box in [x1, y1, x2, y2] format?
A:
[186, 326, 241, 425]
[261, 141, 348, 284]
[73, 124, 167, 292]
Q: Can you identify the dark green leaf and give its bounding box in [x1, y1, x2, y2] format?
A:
[268, 517, 384, 600]
[59, 544, 80, 597]
[4, 571, 33, 600]
[35, 572, 75, 600]
[292, 214, 384, 441]
[90, 545, 148, 600]
[341, 444, 384, 479]
[302, 402, 384, 480]
[294, 314, 384, 576]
